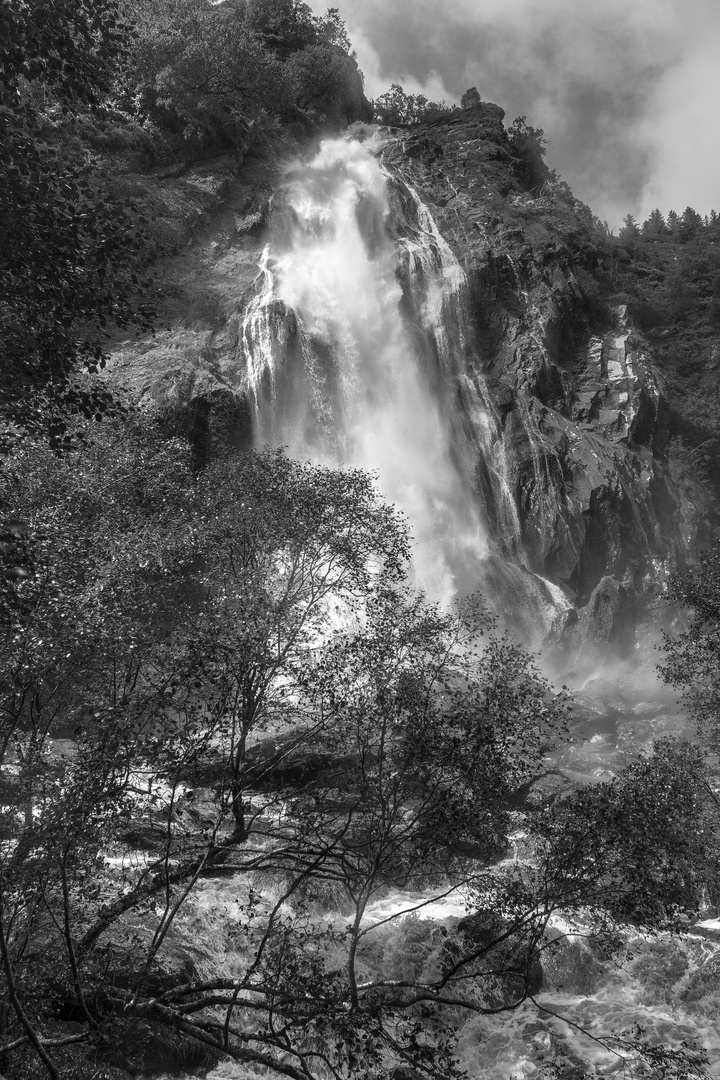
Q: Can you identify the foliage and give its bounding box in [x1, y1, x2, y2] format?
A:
[461, 86, 482, 109]
[1, 416, 711, 1077]
[592, 201, 720, 494]
[245, 0, 351, 56]
[661, 544, 720, 753]
[0, 0, 150, 439]
[124, 0, 367, 150]
[534, 739, 720, 926]
[287, 43, 369, 124]
[124, 0, 290, 149]
[372, 83, 452, 126]
[507, 116, 550, 190]
[0, 0, 131, 108]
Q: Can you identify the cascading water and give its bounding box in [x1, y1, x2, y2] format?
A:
[389, 176, 523, 557]
[240, 131, 563, 629]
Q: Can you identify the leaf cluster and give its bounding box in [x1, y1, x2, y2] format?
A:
[372, 84, 453, 127]
[661, 545, 720, 753]
[122, 0, 368, 154]
[506, 116, 550, 192]
[0, 1, 152, 438]
[535, 739, 720, 926]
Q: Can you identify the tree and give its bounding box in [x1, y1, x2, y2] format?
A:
[506, 116, 549, 190]
[244, 0, 317, 56]
[313, 7, 353, 53]
[460, 86, 482, 109]
[126, 0, 290, 148]
[534, 739, 720, 927]
[666, 209, 681, 237]
[0, 0, 149, 442]
[618, 213, 641, 243]
[678, 206, 704, 244]
[286, 44, 369, 125]
[642, 208, 669, 240]
[372, 83, 451, 126]
[243, 1, 352, 57]
[660, 544, 720, 753]
[0, 426, 412, 1076]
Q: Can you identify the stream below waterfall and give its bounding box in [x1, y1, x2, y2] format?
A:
[167, 132, 719, 1080]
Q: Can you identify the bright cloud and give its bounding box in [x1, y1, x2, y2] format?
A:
[312, 0, 720, 228]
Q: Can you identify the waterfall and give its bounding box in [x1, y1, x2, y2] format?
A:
[389, 175, 523, 556]
[239, 131, 563, 629]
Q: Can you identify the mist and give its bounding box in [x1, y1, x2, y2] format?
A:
[317, 0, 720, 229]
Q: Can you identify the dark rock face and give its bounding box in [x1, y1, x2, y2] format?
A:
[381, 107, 696, 655]
[542, 929, 608, 995]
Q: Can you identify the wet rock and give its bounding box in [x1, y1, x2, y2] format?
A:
[542, 929, 607, 994]
[457, 910, 543, 1006]
[615, 719, 655, 751]
[649, 713, 688, 736]
[561, 576, 637, 654]
[243, 731, 359, 792]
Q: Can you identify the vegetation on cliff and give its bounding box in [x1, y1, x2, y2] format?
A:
[0, 0, 150, 443]
[597, 209, 720, 487]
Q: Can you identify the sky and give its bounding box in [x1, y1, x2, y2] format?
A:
[312, 0, 720, 230]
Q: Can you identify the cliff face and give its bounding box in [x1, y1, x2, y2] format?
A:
[111, 106, 699, 656]
[382, 105, 697, 652]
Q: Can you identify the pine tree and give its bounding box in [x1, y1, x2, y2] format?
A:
[641, 208, 668, 240]
[679, 206, 704, 243]
[619, 214, 640, 242]
[666, 209, 681, 238]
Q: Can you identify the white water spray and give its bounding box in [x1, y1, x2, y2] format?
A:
[242, 135, 495, 602]
[239, 132, 571, 641]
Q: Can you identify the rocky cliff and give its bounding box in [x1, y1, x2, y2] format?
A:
[382, 105, 698, 655]
[111, 104, 700, 661]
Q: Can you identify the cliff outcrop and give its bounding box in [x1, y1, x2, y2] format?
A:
[383, 105, 698, 652]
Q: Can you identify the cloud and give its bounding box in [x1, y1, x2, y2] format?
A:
[314, 0, 720, 228]
[636, 31, 720, 220]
